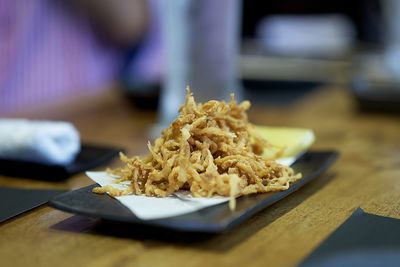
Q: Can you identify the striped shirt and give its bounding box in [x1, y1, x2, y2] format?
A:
[0, 0, 121, 114]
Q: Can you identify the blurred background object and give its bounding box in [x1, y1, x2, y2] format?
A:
[240, 0, 378, 105]
[350, 0, 400, 113]
[255, 14, 355, 58]
[158, 0, 242, 125]
[383, 0, 400, 79]
[240, 0, 400, 110]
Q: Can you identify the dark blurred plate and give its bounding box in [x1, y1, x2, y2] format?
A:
[0, 144, 122, 180]
[351, 76, 400, 113]
[243, 79, 323, 105]
[49, 151, 338, 233]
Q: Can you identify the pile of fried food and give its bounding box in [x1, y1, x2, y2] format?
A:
[93, 89, 301, 209]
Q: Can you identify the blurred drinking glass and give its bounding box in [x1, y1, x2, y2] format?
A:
[158, 0, 242, 126]
[384, 0, 400, 80]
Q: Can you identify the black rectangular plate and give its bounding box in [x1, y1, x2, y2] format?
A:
[49, 151, 338, 233]
[0, 144, 122, 180]
[299, 208, 400, 267]
[0, 187, 66, 223]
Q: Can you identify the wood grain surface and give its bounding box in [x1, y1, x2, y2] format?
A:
[1, 86, 399, 267]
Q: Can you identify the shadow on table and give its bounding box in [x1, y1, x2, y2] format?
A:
[51, 171, 336, 252]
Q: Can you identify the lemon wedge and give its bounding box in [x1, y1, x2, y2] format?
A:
[255, 126, 315, 159]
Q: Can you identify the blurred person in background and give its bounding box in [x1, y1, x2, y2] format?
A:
[0, 0, 154, 114]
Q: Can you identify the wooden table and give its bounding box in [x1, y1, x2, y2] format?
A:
[1, 86, 399, 267]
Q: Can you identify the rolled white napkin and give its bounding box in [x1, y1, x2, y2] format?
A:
[0, 119, 80, 165]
